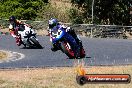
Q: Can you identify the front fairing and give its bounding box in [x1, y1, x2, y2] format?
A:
[20, 25, 36, 38]
[19, 25, 37, 44]
[51, 28, 66, 43]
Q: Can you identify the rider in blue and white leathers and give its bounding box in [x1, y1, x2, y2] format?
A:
[48, 18, 82, 51]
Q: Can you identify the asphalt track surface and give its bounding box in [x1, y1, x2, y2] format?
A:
[0, 35, 132, 68]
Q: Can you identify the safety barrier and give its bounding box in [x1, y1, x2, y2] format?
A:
[0, 19, 132, 38]
[65, 24, 132, 39]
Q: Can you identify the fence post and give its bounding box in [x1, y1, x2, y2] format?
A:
[90, 24, 95, 38]
[90, 27, 93, 38]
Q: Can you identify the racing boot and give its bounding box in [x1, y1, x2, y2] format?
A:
[51, 43, 59, 52]
[16, 36, 21, 46]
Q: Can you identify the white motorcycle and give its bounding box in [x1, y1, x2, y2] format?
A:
[10, 24, 42, 48]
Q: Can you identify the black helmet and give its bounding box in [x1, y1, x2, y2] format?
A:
[9, 16, 16, 22]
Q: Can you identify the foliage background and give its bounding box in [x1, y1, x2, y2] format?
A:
[0, 0, 131, 25]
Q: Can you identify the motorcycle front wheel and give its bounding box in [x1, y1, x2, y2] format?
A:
[30, 37, 43, 49]
[60, 41, 75, 59]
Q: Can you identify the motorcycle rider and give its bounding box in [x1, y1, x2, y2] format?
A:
[9, 16, 30, 46]
[48, 18, 82, 51]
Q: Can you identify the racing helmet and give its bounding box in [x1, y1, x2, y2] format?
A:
[9, 16, 16, 24]
[48, 18, 58, 29]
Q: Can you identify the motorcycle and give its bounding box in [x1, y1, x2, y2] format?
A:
[14, 24, 42, 49]
[50, 26, 85, 59]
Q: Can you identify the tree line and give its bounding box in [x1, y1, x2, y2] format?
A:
[71, 0, 132, 25]
[0, 0, 131, 25]
[0, 0, 48, 20]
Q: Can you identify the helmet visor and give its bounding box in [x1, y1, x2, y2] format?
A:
[49, 23, 56, 29]
[10, 20, 15, 24]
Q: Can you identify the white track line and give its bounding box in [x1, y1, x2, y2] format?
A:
[0, 50, 25, 63]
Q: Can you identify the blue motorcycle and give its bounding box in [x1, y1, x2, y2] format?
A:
[50, 26, 85, 59]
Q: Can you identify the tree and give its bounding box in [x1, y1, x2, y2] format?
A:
[70, 0, 93, 23]
[0, 0, 49, 20]
[71, 0, 131, 25]
[94, 0, 131, 25]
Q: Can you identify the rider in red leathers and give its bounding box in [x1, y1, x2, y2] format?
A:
[9, 16, 30, 46]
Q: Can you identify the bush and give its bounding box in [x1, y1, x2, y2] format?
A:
[36, 3, 70, 23]
[0, 19, 9, 28]
[0, 0, 48, 20]
[68, 8, 83, 24]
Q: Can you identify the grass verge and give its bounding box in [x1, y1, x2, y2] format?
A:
[0, 65, 131, 88]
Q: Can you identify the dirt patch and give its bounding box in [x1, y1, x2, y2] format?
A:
[0, 28, 9, 33]
[0, 66, 131, 88]
[0, 51, 8, 60]
[36, 29, 48, 36]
